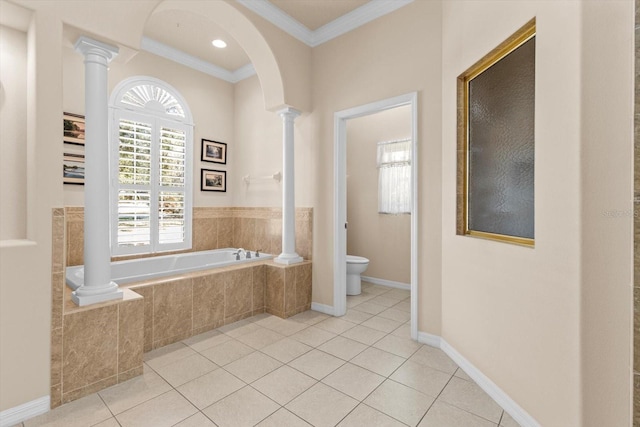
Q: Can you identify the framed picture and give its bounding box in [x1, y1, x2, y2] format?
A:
[201, 169, 226, 192]
[201, 139, 227, 164]
[63, 152, 85, 185]
[63, 112, 86, 145]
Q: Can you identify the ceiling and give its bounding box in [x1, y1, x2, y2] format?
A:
[141, 0, 411, 83]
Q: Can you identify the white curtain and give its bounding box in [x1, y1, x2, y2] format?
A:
[377, 139, 411, 214]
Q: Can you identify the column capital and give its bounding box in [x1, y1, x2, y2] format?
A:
[277, 107, 301, 120]
[74, 36, 119, 63]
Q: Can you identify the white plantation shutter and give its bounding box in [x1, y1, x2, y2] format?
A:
[377, 139, 412, 214]
[110, 78, 193, 256]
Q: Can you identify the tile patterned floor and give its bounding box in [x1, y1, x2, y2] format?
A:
[18, 282, 522, 427]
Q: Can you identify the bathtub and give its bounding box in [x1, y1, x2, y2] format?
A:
[65, 248, 274, 290]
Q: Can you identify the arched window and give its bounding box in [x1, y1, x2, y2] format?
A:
[109, 77, 193, 255]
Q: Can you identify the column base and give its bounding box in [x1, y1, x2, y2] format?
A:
[274, 253, 304, 265]
[71, 282, 124, 306]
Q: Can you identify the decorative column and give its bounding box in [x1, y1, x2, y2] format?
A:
[275, 107, 303, 265]
[72, 36, 123, 306]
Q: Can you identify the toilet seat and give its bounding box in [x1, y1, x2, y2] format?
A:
[346, 255, 369, 264]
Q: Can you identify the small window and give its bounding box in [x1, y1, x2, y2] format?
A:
[109, 77, 193, 255]
[377, 139, 411, 214]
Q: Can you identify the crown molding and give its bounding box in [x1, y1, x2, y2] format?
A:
[140, 37, 255, 84]
[235, 0, 414, 47]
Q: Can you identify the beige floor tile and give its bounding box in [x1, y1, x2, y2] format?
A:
[347, 294, 376, 307]
[92, 418, 120, 427]
[24, 394, 112, 427]
[288, 349, 345, 380]
[182, 330, 232, 352]
[438, 377, 503, 423]
[256, 408, 312, 427]
[341, 324, 387, 345]
[200, 339, 255, 366]
[177, 369, 245, 409]
[322, 363, 385, 401]
[378, 308, 411, 323]
[288, 310, 330, 325]
[286, 383, 359, 427]
[116, 390, 197, 427]
[289, 326, 336, 347]
[384, 289, 411, 300]
[368, 296, 402, 308]
[361, 316, 403, 333]
[364, 380, 434, 426]
[454, 367, 473, 382]
[224, 351, 282, 383]
[99, 366, 172, 414]
[314, 317, 356, 334]
[391, 322, 411, 339]
[153, 353, 217, 387]
[409, 346, 458, 375]
[144, 342, 197, 370]
[318, 336, 368, 361]
[499, 411, 521, 427]
[202, 386, 279, 427]
[173, 412, 217, 426]
[340, 309, 374, 324]
[261, 337, 313, 363]
[351, 302, 387, 315]
[337, 404, 406, 427]
[419, 401, 498, 427]
[390, 360, 452, 397]
[236, 328, 285, 349]
[256, 316, 307, 336]
[252, 366, 317, 405]
[373, 335, 422, 358]
[363, 285, 391, 296]
[217, 319, 257, 337]
[392, 300, 411, 313]
[350, 347, 406, 377]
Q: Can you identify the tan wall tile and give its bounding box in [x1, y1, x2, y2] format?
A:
[266, 266, 284, 313]
[62, 375, 118, 404]
[234, 217, 256, 250]
[153, 278, 193, 346]
[52, 272, 64, 330]
[296, 218, 312, 260]
[193, 218, 218, 251]
[118, 299, 144, 374]
[62, 305, 118, 392]
[252, 265, 266, 311]
[66, 220, 84, 266]
[119, 366, 144, 383]
[269, 219, 282, 256]
[52, 213, 65, 273]
[51, 327, 63, 387]
[284, 268, 297, 315]
[51, 382, 62, 409]
[193, 272, 225, 329]
[635, 372, 640, 426]
[225, 269, 252, 319]
[132, 286, 154, 353]
[217, 217, 234, 248]
[296, 263, 312, 310]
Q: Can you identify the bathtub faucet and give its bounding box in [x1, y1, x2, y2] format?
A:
[233, 248, 246, 260]
[255, 249, 262, 258]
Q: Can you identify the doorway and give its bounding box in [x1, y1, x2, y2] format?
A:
[333, 92, 418, 340]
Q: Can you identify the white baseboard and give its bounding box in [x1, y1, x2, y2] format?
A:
[361, 276, 410, 290]
[311, 302, 335, 316]
[417, 331, 442, 348]
[0, 395, 49, 427]
[439, 338, 540, 427]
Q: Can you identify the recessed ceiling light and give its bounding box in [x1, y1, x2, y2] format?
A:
[211, 39, 227, 49]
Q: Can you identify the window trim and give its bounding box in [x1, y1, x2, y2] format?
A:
[109, 77, 194, 256]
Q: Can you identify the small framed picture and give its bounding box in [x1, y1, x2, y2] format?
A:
[63, 112, 86, 145]
[63, 152, 85, 185]
[201, 139, 227, 164]
[201, 169, 226, 192]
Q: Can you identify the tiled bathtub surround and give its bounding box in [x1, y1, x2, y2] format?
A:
[64, 206, 313, 266]
[51, 208, 312, 408]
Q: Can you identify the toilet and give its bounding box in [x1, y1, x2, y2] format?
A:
[346, 255, 370, 295]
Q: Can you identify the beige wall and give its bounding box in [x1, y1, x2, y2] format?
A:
[580, 1, 633, 425]
[310, 0, 443, 332]
[346, 106, 411, 284]
[441, 1, 632, 426]
[0, 6, 62, 411]
[0, 25, 28, 239]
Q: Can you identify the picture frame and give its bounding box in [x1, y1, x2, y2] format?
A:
[63, 152, 85, 185]
[63, 112, 86, 145]
[201, 169, 226, 192]
[201, 139, 227, 164]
